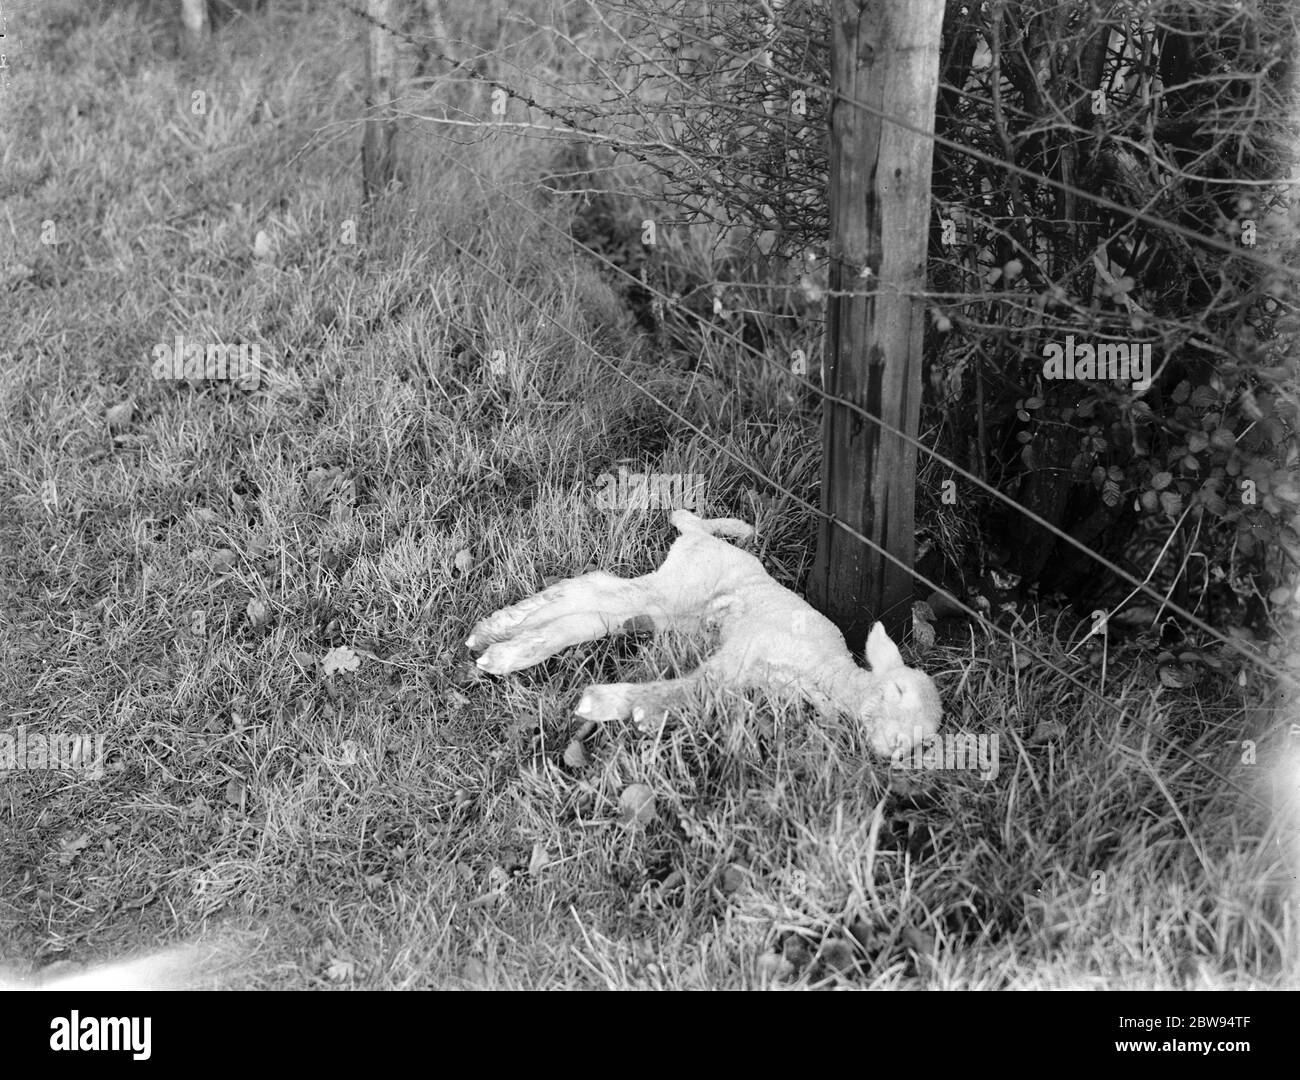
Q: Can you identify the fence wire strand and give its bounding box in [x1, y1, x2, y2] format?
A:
[321, 0, 1297, 807]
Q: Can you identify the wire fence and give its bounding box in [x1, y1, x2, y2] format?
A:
[313, 0, 1298, 805]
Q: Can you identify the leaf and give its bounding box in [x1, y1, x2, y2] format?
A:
[453, 548, 474, 574]
[1210, 427, 1236, 451]
[563, 739, 587, 768]
[1158, 664, 1199, 688]
[225, 777, 246, 805]
[1029, 720, 1065, 744]
[325, 957, 354, 982]
[619, 783, 657, 825]
[1171, 380, 1191, 404]
[1101, 479, 1121, 507]
[253, 230, 276, 261]
[321, 645, 361, 676]
[527, 842, 550, 876]
[1151, 471, 1173, 490]
[757, 951, 796, 982]
[1159, 491, 1182, 517]
[246, 597, 270, 627]
[819, 939, 856, 975]
[105, 399, 134, 433]
[58, 834, 91, 865]
[1190, 384, 1219, 408]
[1187, 431, 1209, 453]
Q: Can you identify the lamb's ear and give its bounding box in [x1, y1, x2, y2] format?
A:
[865, 622, 904, 672]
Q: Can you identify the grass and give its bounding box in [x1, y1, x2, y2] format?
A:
[0, 0, 1296, 990]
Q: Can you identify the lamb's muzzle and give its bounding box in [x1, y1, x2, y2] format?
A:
[465, 510, 941, 756]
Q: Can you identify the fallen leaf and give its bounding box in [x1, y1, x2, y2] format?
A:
[819, 939, 856, 975]
[1158, 663, 1200, 688]
[1029, 720, 1065, 744]
[253, 229, 276, 261]
[325, 957, 354, 982]
[527, 843, 550, 875]
[246, 597, 270, 627]
[756, 951, 795, 981]
[619, 783, 657, 825]
[453, 548, 474, 574]
[58, 834, 91, 865]
[321, 645, 361, 676]
[563, 739, 587, 768]
[105, 399, 134, 433]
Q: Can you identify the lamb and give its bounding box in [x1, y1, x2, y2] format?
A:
[465, 510, 942, 757]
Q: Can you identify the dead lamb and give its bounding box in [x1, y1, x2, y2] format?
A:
[465, 510, 941, 756]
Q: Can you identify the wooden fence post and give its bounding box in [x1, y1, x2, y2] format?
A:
[362, 0, 399, 202]
[808, 0, 945, 651]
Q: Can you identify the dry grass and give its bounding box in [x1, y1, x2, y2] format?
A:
[0, 0, 1296, 990]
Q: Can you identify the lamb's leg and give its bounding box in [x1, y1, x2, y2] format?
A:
[575, 663, 726, 728]
[467, 571, 660, 675]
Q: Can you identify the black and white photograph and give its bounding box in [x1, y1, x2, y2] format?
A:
[0, 0, 1296, 1017]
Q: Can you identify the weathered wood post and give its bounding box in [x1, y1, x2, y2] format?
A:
[362, 0, 399, 202]
[808, 0, 945, 651]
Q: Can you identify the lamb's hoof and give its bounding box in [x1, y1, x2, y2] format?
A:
[473, 641, 529, 675]
[631, 704, 667, 734]
[574, 683, 636, 722]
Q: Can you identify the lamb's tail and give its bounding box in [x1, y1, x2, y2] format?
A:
[670, 509, 755, 541]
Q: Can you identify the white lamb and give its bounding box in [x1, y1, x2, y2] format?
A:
[465, 510, 941, 756]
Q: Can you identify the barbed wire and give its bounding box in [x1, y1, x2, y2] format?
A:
[431, 205, 1277, 817]
[419, 136, 1300, 697]
[332, 0, 1299, 279]
[581, 0, 1299, 275]
[319, 1, 1299, 757]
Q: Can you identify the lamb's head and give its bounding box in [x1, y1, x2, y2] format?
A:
[861, 622, 941, 757]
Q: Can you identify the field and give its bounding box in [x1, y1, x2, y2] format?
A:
[0, 0, 1296, 989]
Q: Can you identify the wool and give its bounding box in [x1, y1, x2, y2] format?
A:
[467, 510, 941, 756]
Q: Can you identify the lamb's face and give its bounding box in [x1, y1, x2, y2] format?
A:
[862, 622, 942, 757]
[865, 668, 942, 757]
